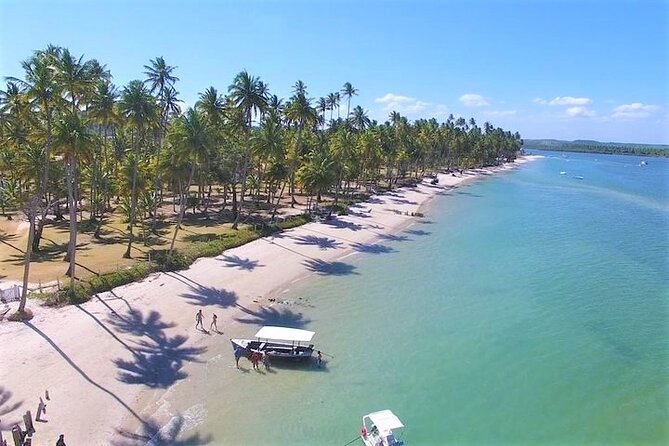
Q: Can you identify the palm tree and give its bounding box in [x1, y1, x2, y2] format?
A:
[144, 57, 179, 96]
[168, 108, 211, 253]
[341, 82, 358, 118]
[87, 80, 118, 223]
[8, 47, 63, 251]
[292, 80, 307, 96]
[53, 112, 94, 291]
[296, 148, 335, 210]
[144, 57, 179, 233]
[326, 92, 339, 124]
[349, 105, 370, 131]
[284, 90, 317, 207]
[118, 80, 158, 258]
[227, 70, 267, 228]
[317, 97, 327, 129]
[56, 48, 96, 113]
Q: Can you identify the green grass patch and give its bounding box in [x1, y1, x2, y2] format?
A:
[31, 214, 313, 306]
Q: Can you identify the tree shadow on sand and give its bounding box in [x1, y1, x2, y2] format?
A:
[112, 416, 212, 446]
[293, 235, 343, 250]
[235, 305, 311, 328]
[107, 309, 176, 338]
[0, 387, 23, 430]
[180, 285, 238, 308]
[113, 334, 205, 388]
[322, 219, 364, 231]
[107, 310, 206, 389]
[302, 259, 358, 276]
[219, 254, 264, 271]
[376, 233, 410, 242]
[351, 242, 396, 255]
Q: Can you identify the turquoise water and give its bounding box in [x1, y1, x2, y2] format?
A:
[199, 152, 669, 445]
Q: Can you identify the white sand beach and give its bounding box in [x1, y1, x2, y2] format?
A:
[0, 157, 538, 444]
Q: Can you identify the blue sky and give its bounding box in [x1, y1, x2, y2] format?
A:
[1, 0, 667, 143]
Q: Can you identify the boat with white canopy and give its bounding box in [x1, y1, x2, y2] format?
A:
[360, 410, 405, 446]
[231, 326, 315, 360]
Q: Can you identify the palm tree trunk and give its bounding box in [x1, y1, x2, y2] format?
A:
[232, 152, 249, 229]
[124, 139, 139, 259]
[169, 165, 196, 253]
[17, 207, 36, 315]
[270, 179, 287, 222]
[33, 108, 53, 252]
[65, 155, 77, 292]
[149, 130, 164, 234]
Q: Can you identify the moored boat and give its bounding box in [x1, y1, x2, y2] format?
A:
[360, 410, 405, 446]
[231, 326, 315, 361]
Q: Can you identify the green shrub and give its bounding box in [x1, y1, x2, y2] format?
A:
[276, 214, 312, 230]
[88, 263, 152, 294]
[32, 290, 67, 306]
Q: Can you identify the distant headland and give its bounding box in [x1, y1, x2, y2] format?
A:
[524, 139, 669, 157]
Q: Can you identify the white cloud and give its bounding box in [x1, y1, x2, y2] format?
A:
[611, 102, 658, 119]
[375, 93, 450, 118]
[375, 93, 428, 115]
[434, 104, 450, 118]
[549, 96, 592, 106]
[565, 106, 595, 117]
[533, 97, 548, 105]
[459, 93, 489, 107]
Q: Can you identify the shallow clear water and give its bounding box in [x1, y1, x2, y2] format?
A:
[196, 152, 669, 445]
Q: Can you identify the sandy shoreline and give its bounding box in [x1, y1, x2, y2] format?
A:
[0, 156, 539, 444]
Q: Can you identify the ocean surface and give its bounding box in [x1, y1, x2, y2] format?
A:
[190, 151, 669, 445]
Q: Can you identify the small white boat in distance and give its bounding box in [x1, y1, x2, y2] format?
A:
[231, 326, 315, 361]
[560, 171, 567, 175]
[361, 410, 405, 446]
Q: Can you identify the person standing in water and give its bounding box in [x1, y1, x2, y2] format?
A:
[233, 345, 244, 368]
[317, 350, 323, 367]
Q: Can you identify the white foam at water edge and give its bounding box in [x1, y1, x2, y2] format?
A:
[145, 403, 207, 445]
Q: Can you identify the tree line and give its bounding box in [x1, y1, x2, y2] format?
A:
[524, 140, 668, 158]
[0, 45, 523, 310]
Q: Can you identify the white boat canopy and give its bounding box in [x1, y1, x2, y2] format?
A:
[366, 410, 404, 433]
[254, 326, 315, 343]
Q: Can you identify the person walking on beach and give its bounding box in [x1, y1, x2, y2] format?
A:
[56, 434, 66, 446]
[195, 309, 204, 330]
[317, 350, 323, 368]
[263, 352, 271, 370]
[210, 313, 218, 332]
[233, 346, 244, 368]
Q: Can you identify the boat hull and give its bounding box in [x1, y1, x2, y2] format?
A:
[230, 338, 314, 361]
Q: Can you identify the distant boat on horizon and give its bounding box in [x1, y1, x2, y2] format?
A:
[573, 176, 584, 180]
[560, 171, 567, 175]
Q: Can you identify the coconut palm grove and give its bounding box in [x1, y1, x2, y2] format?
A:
[0, 46, 522, 314]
